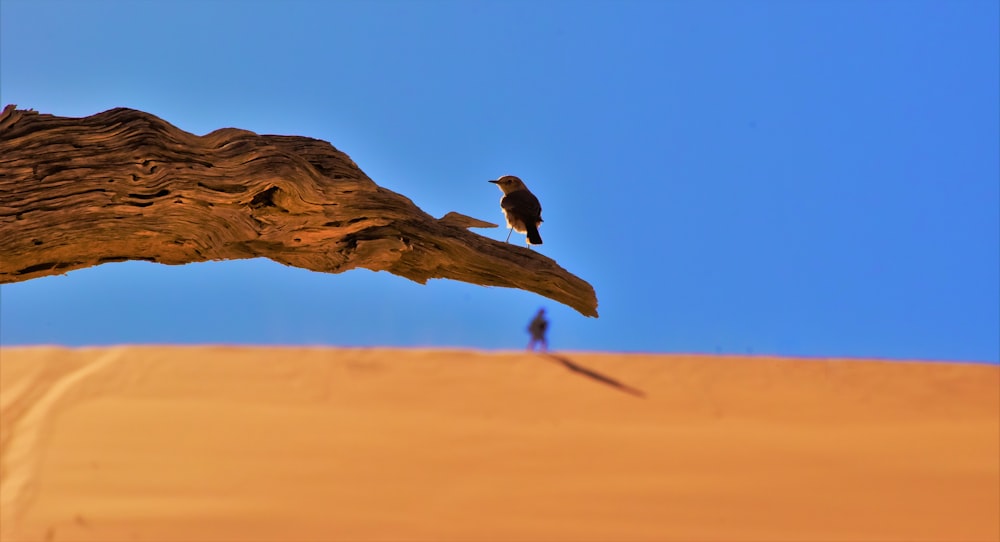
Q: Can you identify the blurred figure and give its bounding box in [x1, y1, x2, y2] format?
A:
[527, 308, 549, 351]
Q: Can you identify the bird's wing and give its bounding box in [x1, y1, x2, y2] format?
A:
[501, 190, 542, 217]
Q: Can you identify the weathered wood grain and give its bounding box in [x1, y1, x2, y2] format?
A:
[0, 105, 598, 316]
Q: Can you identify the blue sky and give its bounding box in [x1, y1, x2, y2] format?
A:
[1, 0, 997, 362]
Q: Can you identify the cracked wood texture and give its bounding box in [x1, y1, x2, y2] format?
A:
[0, 105, 598, 317]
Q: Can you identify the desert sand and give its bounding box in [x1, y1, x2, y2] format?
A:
[1, 346, 997, 542]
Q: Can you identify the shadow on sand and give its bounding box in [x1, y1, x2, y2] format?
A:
[540, 353, 646, 398]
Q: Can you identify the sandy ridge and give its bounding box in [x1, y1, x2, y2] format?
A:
[1, 346, 997, 542]
[1, 348, 129, 539]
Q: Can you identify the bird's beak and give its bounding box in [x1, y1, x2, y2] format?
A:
[488, 179, 499, 184]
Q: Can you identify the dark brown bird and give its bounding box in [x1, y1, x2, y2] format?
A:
[488, 175, 543, 245]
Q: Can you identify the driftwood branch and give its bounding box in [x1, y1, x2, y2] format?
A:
[0, 105, 598, 317]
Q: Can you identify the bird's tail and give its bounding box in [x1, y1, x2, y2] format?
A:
[526, 223, 543, 245]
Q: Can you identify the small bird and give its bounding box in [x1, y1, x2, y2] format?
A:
[488, 175, 543, 245]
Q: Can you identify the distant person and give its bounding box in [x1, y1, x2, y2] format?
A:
[527, 308, 549, 351]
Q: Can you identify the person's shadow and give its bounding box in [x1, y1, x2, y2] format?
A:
[540, 353, 646, 398]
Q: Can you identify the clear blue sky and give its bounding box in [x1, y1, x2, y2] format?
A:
[2, 0, 997, 362]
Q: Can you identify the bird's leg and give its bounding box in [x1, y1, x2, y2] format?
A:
[505, 228, 513, 243]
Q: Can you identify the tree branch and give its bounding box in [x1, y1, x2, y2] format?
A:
[0, 105, 598, 317]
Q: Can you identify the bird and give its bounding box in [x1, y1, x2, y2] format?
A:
[488, 175, 543, 245]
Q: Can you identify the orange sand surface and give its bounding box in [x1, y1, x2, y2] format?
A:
[1, 346, 997, 542]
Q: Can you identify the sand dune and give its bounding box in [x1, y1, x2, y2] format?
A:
[1, 346, 997, 542]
